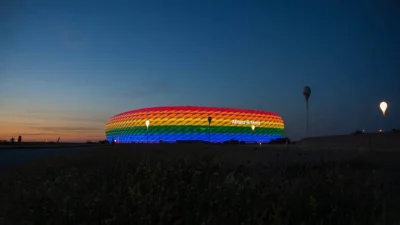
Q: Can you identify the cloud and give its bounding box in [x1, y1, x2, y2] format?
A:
[48, 115, 106, 123]
[19, 132, 56, 136]
[34, 125, 104, 133]
[1, 110, 108, 124]
[0, 121, 39, 126]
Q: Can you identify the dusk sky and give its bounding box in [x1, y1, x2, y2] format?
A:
[1, 0, 399, 142]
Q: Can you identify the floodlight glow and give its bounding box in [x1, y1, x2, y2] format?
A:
[251, 124, 255, 131]
[105, 106, 284, 143]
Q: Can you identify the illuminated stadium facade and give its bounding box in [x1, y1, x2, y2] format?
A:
[105, 106, 284, 143]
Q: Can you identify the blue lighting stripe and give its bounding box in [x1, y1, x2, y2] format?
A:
[108, 133, 282, 143]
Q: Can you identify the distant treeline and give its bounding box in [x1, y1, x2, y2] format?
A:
[86, 140, 109, 144]
[353, 128, 400, 135]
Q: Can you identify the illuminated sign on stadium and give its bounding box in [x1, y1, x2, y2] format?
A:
[231, 120, 260, 126]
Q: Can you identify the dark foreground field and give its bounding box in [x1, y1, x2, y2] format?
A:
[1, 144, 400, 225]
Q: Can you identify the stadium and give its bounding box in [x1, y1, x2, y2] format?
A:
[105, 106, 284, 143]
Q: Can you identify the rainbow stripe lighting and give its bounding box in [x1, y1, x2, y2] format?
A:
[105, 106, 284, 143]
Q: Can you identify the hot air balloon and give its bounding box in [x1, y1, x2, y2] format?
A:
[303, 86, 311, 136]
[303, 86, 311, 103]
[380, 101, 387, 116]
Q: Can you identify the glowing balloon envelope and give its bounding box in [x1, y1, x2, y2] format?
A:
[380, 102, 387, 116]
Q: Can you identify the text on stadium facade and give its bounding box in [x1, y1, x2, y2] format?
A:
[231, 119, 260, 126]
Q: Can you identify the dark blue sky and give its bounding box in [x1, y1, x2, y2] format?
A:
[1, 0, 399, 141]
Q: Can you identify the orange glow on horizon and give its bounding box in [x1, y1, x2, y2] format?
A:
[0, 116, 106, 142]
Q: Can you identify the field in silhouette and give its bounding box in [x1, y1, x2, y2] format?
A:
[1, 144, 399, 225]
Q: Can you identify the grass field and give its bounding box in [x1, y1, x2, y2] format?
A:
[1, 144, 400, 225]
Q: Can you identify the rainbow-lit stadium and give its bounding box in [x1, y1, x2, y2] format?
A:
[105, 106, 284, 143]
